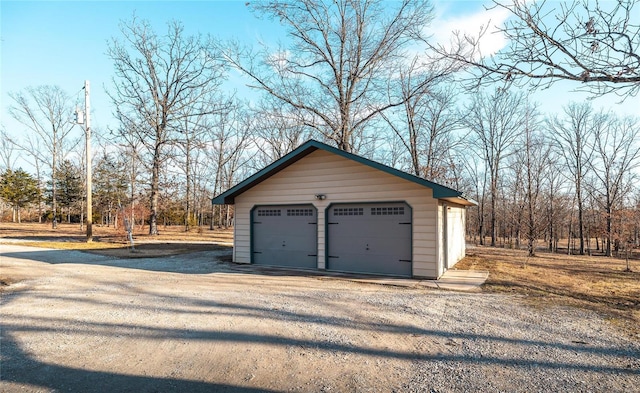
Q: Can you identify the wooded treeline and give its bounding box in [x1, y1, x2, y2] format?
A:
[1, 0, 639, 256]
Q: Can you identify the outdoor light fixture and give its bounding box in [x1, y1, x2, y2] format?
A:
[315, 194, 326, 200]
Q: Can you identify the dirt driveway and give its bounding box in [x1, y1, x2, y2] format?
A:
[1, 244, 638, 392]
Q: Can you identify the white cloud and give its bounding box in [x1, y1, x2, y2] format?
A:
[266, 49, 293, 74]
[428, 1, 513, 57]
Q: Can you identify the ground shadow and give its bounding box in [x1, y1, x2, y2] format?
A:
[2, 298, 639, 392]
[2, 265, 639, 392]
[1, 246, 232, 274]
[1, 332, 280, 393]
[1, 244, 426, 281]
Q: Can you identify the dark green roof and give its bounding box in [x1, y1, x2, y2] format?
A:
[212, 139, 468, 205]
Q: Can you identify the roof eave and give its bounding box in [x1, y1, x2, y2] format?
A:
[211, 139, 469, 205]
[439, 195, 478, 207]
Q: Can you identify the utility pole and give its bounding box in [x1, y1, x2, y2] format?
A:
[85, 80, 93, 242]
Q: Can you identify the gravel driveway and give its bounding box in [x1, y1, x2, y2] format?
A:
[1, 244, 638, 392]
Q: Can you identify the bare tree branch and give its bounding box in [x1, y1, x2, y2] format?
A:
[218, 0, 434, 152]
[107, 16, 226, 235]
[8, 85, 77, 228]
[433, 0, 640, 98]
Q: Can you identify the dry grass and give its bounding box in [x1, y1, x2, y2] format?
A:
[0, 221, 233, 258]
[457, 246, 640, 338]
[0, 221, 232, 242]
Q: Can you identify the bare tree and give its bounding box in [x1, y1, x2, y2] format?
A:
[175, 96, 228, 231]
[459, 151, 489, 245]
[381, 57, 462, 180]
[434, 0, 640, 98]
[520, 104, 547, 256]
[504, 147, 526, 248]
[588, 114, 640, 256]
[547, 102, 595, 255]
[632, 190, 640, 249]
[23, 135, 48, 223]
[221, 0, 434, 152]
[8, 85, 77, 228]
[464, 88, 527, 247]
[206, 102, 251, 229]
[541, 150, 567, 253]
[107, 17, 226, 235]
[250, 96, 312, 167]
[179, 115, 206, 231]
[0, 127, 18, 172]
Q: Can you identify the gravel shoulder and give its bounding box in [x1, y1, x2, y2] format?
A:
[1, 244, 638, 392]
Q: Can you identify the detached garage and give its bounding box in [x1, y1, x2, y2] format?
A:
[212, 140, 475, 279]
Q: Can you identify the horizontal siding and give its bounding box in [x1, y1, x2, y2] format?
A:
[413, 267, 438, 278]
[236, 189, 434, 203]
[414, 226, 437, 234]
[413, 239, 436, 248]
[234, 149, 440, 277]
[232, 225, 237, 262]
[447, 204, 467, 269]
[251, 179, 431, 192]
[413, 205, 438, 214]
[413, 246, 437, 256]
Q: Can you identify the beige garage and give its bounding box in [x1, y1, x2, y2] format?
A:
[212, 140, 475, 279]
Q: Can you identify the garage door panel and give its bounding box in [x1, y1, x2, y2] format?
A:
[328, 257, 411, 276]
[327, 203, 412, 277]
[252, 205, 317, 269]
[330, 234, 409, 255]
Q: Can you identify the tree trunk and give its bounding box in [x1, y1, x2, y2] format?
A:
[210, 201, 215, 230]
[52, 139, 58, 229]
[185, 133, 191, 232]
[478, 204, 485, 246]
[606, 205, 612, 257]
[567, 215, 573, 255]
[548, 203, 554, 252]
[576, 179, 585, 255]
[36, 163, 43, 224]
[526, 163, 535, 257]
[149, 144, 160, 236]
[490, 176, 497, 247]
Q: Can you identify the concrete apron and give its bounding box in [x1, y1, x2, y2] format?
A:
[343, 269, 489, 292]
[229, 263, 489, 292]
[420, 269, 489, 292]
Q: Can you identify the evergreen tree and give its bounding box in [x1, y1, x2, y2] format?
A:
[93, 152, 128, 227]
[46, 160, 83, 223]
[0, 168, 40, 222]
[60, 160, 83, 222]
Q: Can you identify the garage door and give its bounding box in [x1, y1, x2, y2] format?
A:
[252, 205, 317, 269]
[327, 202, 412, 277]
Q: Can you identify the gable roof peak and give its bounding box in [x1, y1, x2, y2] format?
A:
[213, 139, 473, 205]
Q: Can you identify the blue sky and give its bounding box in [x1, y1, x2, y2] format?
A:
[1, 0, 637, 154]
[1, 1, 277, 134]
